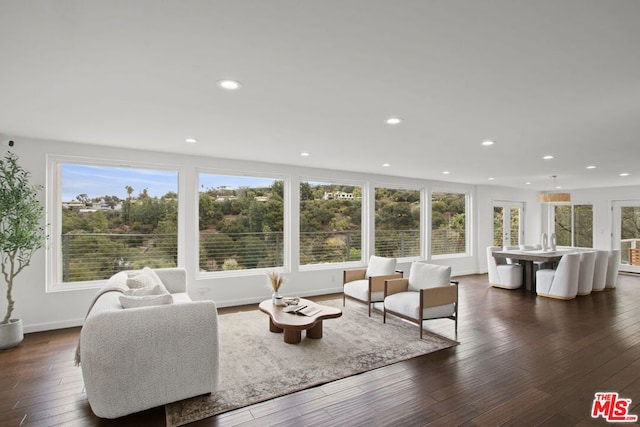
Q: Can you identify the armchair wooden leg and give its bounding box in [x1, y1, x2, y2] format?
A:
[343, 293, 345, 307]
[419, 321, 423, 339]
[383, 309, 386, 323]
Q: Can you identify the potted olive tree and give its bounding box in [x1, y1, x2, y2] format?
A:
[0, 151, 46, 350]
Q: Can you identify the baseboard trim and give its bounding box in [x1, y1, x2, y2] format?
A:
[24, 318, 84, 334]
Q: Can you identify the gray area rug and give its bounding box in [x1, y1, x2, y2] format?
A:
[165, 299, 457, 427]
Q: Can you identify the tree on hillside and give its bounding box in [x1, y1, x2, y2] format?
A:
[103, 195, 120, 209]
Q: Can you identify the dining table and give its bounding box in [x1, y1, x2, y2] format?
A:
[491, 249, 571, 294]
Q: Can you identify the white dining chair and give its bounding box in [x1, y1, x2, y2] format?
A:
[536, 253, 580, 300]
[487, 246, 523, 289]
[605, 249, 620, 289]
[577, 251, 596, 296]
[592, 250, 609, 292]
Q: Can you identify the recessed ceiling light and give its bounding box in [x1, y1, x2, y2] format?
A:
[385, 117, 402, 125]
[185, 138, 197, 144]
[300, 152, 311, 157]
[525, 182, 532, 185]
[542, 155, 554, 160]
[442, 171, 450, 175]
[482, 140, 495, 146]
[586, 165, 596, 169]
[217, 79, 242, 90]
[382, 163, 391, 167]
[488, 177, 495, 181]
[620, 172, 630, 177]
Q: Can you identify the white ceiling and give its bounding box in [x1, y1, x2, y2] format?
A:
[1, 1, 639, 191]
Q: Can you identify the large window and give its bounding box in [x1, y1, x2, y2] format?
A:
[199, 173, 284, 272]
[300, 181, 362, 265]
[554, 204, 593, 247]
[51, 161, 178, 287]
[431, 191, 467, 256]
[374, 187, 420, 258]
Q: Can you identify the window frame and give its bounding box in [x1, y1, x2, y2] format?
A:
[46, 154, 184, 292]
[195, 168, 290, 279]
[429, 189, 470, 259]
[552, 202, 593, 248]
[298, 177, 367, 271]
[373, 183, 423, 261]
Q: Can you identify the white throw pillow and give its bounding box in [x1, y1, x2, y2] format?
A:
[124, 284, 167, 296]
[365, 256, 397, 278]
[408, 261, 452, 292]
[119, 294, 173, 309]
[126, 268, 169, 294]
[126, 270, 157, 289]
[143, 267, 170, 293]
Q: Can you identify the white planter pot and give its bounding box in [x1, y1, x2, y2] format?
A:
[0, 319, 24, 350]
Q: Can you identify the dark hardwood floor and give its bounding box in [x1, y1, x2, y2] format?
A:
[2, 273, 639, 426]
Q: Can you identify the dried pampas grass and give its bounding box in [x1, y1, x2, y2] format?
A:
[267, 271, 284, 292]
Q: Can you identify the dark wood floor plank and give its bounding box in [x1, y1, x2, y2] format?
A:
[2, 273, 640, 426]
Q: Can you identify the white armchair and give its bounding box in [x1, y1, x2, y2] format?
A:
[383, 261, 458, 338]
[487, 246, 523, 289]
[343, 255, 402, 316]
[536, 253, 580, 300]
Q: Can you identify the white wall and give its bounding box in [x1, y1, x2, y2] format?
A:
[13, 135, 640, 333]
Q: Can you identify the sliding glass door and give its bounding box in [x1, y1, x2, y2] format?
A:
[553, 204, 593, 248]
[613, 200, 640, 273]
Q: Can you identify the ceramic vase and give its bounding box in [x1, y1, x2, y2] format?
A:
[541, 233, 548, 251]
[0, 319, 24, 350]
[272, 292, 284, 306]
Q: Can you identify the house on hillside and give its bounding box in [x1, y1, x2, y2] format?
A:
[322, 191, 355, 200]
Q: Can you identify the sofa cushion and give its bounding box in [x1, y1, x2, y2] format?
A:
[365, 256, 397, 278]
[344, 279, 384, 302]
[119, 294, 173, 309]
[408, 262, 451, 292]
[385, 291, 454, 319]
[171, 292, 192, 304]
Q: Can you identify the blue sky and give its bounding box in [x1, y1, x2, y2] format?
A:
[61, 164, 277, 201]
[62, 164, 178, 201]
[199, 174, 276, 192]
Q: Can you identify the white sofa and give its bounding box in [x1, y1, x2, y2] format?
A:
[79, 267, 219, 419]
